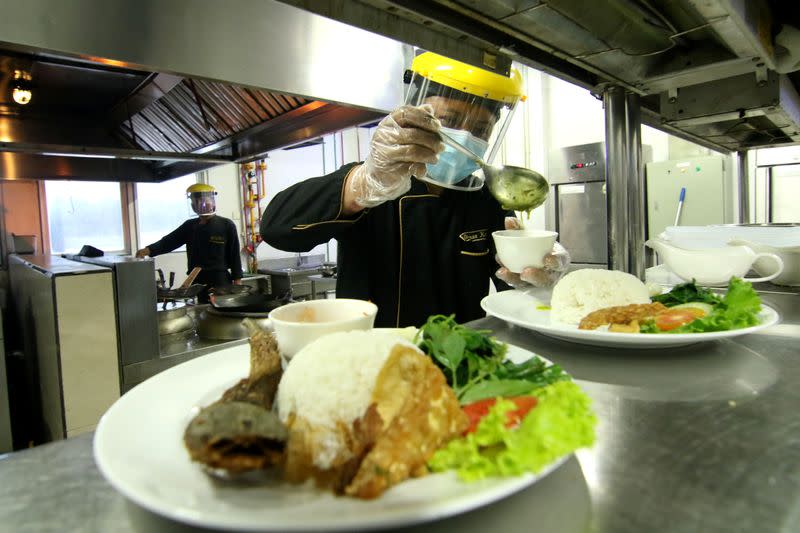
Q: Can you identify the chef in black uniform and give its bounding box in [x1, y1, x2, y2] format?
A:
[261, 52, 568, 327]
[136, 183, 243, 301]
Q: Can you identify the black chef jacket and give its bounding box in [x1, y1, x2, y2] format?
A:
[260, 163, 511, 328]
[146, 215, 243, 291]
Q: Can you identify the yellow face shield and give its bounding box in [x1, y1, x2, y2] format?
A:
[405, 52, 525, 191]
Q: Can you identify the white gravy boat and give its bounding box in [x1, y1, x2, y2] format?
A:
[646, 238, 784, 286]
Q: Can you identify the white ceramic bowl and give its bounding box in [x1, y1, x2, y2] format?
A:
[492, 229, 558, 273]
[266, 299, 378, 361]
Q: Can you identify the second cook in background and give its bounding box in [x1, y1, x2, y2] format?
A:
[137, 183, 243, 301]
[260, 52, 568, 327]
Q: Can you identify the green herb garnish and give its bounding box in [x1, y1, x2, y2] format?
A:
[651, 280, 721, 307]
[415, 315, 569, 404]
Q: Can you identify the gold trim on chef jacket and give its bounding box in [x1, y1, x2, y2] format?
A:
[397, 193, 439, 327]
[459, 229, 490, 255]
[292, 165, 367, 230]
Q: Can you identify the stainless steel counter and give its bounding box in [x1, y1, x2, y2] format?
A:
[0, 290, 797, 533]
[122, 304, 248, 392]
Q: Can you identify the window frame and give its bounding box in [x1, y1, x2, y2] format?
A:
[40, 180, 129, 255]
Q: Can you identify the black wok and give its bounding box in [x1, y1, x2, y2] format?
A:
[209, 286, 287, 313]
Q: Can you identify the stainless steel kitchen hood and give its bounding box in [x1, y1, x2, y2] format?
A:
[0, 0, 405, 182]
[277, 0, 800, 153]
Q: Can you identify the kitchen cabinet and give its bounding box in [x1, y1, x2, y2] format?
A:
[8, 255, 120, 442]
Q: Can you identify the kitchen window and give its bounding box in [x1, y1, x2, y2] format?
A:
[135, 175, 197, 250]
[44, 180, 126, 254]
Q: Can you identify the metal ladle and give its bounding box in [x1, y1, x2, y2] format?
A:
[439, 131, 550, 212]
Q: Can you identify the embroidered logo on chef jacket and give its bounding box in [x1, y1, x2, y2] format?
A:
[209, 235, 225, 245]
[459, 229, 490, 256]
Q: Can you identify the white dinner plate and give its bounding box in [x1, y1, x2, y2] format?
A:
[481, 290, 780, 349]
[93, 343, 569, 532]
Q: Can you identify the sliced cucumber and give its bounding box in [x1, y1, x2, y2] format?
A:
[670, 302, 715, 316]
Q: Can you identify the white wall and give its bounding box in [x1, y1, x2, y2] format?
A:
[255, 143, 332, 264]
[207, 164, 243, 232]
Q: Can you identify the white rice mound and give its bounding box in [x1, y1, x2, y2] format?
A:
[550, 269, 651, 325]
[276, 330, 420, 467]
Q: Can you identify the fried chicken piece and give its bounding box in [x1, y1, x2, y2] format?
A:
[281, 344, 466, 499]
[282, 405, 383, 492]
[345, 345, 468, 499]
[578, 302, 667, 330]
[609, 320, 641, 333]
[183, 319, 286, 473]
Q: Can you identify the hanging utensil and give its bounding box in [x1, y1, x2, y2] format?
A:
[438, 131, 549, 212]
[156, 268, 166, 289]
[168, 271, 175, 290]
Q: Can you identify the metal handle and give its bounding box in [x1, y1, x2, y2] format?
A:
[439, 131, 485, 166]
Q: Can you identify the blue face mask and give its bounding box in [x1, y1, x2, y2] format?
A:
[425, 126, 489, 186]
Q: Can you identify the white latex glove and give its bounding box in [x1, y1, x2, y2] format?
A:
[349, 104, 443, 207]
[495, 217, 571, 288]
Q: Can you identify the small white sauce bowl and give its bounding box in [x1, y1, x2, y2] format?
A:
[492, 229, 559, 273]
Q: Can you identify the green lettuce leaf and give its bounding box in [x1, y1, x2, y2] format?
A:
[428, 381, 596, 481]
[645, 277, 762, 334]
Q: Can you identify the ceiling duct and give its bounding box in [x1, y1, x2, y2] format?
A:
[0, 0, 404, 182]
[277, 0, 800, 152]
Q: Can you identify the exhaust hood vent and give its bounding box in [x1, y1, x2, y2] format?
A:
[0, 0, 410, 183]
[118, 79, 310, 154]
[279, 0, 800, 152]
[0, 48, 386, 183]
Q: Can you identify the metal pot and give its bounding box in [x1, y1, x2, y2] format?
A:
[195, 307, 272, 340]
[156, 302, 195, 336]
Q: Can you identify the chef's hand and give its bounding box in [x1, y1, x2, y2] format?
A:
[346, 104, 443, 210]
[495, 217, 571, 288]
[135, 247, 150, 258]
[232, 278, 242, 285]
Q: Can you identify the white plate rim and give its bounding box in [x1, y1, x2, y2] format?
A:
[481, 290, 781, 348]
[93, 343, 571, 532]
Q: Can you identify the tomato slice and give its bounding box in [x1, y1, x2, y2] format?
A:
[654, 308, 702, 331]
[462, 396, 538, 434]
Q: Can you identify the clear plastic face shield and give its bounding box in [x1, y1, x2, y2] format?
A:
[188, 191, 217, 216]
[404, 61, 521, 191]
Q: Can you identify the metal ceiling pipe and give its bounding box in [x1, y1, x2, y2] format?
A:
[625, 91, 646, 280]
[603, 85, 646, 278]
[737, 150, 751, 223]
